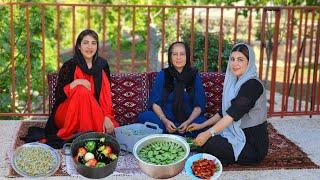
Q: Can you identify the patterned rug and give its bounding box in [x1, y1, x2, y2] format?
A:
[7, 121, 320, 177]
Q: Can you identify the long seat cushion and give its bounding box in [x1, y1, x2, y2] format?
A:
[47, 71, 224, 125]
[47, 72, 149, 126]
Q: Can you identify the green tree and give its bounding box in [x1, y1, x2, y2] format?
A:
[0, 2, 56, 118]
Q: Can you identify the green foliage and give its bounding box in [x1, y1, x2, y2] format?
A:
[181, 31, 233, 72]
[197, 0, 240, 5]
[0, 4, 56, 116]
[244, 0, 320, 6]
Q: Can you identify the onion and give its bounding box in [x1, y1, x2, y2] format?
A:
[84, 152, 95, 161]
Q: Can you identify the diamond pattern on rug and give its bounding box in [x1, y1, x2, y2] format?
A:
[200, 72, 225, 118]
[110, 73, 149, 125]
[7, 121, 319, 177]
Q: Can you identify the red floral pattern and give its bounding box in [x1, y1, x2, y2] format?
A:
[223, 123, 320, 170]
[200, 72, 225, 118]
[110, 73, 149, 125]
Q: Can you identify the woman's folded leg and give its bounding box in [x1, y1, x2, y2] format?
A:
[55, 86, 104, 140]
[198, 135, 235, 165]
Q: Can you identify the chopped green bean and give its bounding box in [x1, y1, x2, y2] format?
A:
[15, 147, 57, 176]
[138, 141, 185, 165]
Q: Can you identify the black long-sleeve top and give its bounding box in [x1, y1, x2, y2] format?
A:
[218, 79, 263, 121]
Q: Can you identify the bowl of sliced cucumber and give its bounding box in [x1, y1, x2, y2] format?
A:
[133, 134, 190, 179]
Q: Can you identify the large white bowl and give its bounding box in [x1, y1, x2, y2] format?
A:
[133, 134, 190, 179]
[185, 153, 223, 180]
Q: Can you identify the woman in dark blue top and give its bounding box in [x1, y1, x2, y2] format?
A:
[138, 42, 207, 137]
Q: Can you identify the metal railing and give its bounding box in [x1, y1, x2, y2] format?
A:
[0, 2, 319, 118]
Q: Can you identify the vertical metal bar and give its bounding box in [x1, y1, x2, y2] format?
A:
[306, 10, 315, 114]
[26, 5, 31, 113]
[116, 7, 121, 72]
[176, 8, 180, 41]
[248, 8, 252, 44]
[57, 5, 60, 70]
[204, 8, 209, 72]
[131, 6, 136, 72]
[293, 9, 303, 112]
[285, 9, 295, 112]
[146, 7, 151, 72]
[41, 5, 46, 114]
[314, 14, 320, 111]
[87, 5, 91, 29]
[259, 9, 267, 80]
[299, 10, 308, 111]
[233, 8, 238, 44]
[281, 9, 292, 117]
[269, 10, 281, 115]
[218, 8, 224, 72]
[72, 5, 75, 51]
[161, 7, 165, 69]
[309, 10, 316, 112]
[102, 6, 106, 58]
[10, 4, 16, 113]
[190, 7, 195, 66]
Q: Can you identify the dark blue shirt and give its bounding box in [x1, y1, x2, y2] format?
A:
[149, 70, 206, 122]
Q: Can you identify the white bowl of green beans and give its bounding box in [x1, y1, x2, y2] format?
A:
[133, 134, 190, 179]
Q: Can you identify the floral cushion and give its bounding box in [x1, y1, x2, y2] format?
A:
[111, 73, 149, 125]
[200, 72, 225, 118]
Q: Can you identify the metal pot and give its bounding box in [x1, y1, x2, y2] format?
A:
[64, 132, 120, 179]
[133, 134, 190, 179]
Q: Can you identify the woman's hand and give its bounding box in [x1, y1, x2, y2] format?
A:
[70, 79, 91, 90]
[193, 131, 211, 146]
[103, 117, 115, 134]
[178, 121, 190, 133]
[163, 119, 177, 133]
[186, 123, 203, 132]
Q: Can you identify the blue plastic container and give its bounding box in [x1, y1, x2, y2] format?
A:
[114, 122, 163, 153]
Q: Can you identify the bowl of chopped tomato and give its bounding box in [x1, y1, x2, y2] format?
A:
[185, 153, 222, 180]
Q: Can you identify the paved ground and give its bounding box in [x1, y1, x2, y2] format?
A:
[1, 116, 320, 180]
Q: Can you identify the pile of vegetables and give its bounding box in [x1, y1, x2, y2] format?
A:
[185, 137, 198, 151]
[138, 141, 185, 165]
[73, 137, 117, 168]
[191, 158, 219, 179]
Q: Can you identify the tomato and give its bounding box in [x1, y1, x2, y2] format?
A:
[102, 146, 112, 156]
[85, 159, 97, 167]
[77, 147, 87, 157]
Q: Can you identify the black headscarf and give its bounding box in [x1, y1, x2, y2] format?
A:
[164, 42, 197, 122]
[72, 29, 104, 102]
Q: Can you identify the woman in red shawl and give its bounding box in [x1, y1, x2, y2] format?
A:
[43, 29, 118, 147]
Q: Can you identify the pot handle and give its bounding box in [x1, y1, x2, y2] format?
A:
[119, 144, 129, 156]
[62, 143, 72, 156]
